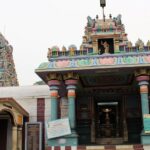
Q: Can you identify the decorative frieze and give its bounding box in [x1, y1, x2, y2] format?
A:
[37, 52, 150, 71]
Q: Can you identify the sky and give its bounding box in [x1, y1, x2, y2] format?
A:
[0, 0, 150, 86]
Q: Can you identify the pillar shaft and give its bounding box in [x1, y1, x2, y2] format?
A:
[137, 78, 150, 116]
[68, 88, 76, 129]
[51, 98, 58, 120]
[12, 126, 17, 150]
[69, 98, 75, 129]
[136, 75, 150, 144]
[141, 93, 149, 114]
[50, 86, 59, 121]
[17, 127, 22, 150]
[48, 79, 60, 121]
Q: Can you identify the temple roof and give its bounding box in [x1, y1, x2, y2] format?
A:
[45, 14, 150, 60]
[35, 13, 150, 83]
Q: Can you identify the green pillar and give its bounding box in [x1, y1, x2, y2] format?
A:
[136, 77, 150, 118]
[48, 79, 60, 121]
[136, 75, 150, 144]
[64, 78, 78, 145]
[50, 86, 59, 121]
[67, 85, 76, 130]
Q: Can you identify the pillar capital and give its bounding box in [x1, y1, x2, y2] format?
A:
[65, 79, 78, 86]
[63, 72, 79, 81]
[48, 80, 60, 87]
[135, 69, 150, 77]
[46, 73, 62, 81]
[136, 75, 149, 83]
[136, 76, 149, 94]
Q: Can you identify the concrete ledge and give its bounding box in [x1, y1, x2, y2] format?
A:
[45, 145, 149, 150]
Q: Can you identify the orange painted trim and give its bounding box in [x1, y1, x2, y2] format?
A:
[68, 90, 76, 97]
[140, 85, 148, 93]
[50, 91, 58, 97]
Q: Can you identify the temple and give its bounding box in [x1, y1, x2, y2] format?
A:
[35, 2, 150, 147]
[0, 1, 150, 150]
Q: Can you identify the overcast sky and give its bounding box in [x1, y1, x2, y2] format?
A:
[0, 0, 150, 86]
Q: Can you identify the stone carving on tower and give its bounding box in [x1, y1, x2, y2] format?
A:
[0, 33, 19, 86]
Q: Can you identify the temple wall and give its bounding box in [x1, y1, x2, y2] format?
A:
[0, 85, 50, 122]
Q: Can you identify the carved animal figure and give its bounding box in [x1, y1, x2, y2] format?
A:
[113, 14, 122, 26]
[87, 16, 95, 28]
[87, 16, 93, 27]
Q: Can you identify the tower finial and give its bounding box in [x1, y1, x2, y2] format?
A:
[100, 0, 106, 22]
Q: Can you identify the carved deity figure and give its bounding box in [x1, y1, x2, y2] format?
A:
[147, 40, 150, 50]
[135, 39, 144, 51]
[68, 45, 77, 56]
[101, 41, 109, 54]
[47, 48, 52, 59]
[127, 41, 132, 52]
[62, 46, 66, 56]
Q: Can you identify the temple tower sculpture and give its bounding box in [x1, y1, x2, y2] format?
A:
[0, 33, 19, 86]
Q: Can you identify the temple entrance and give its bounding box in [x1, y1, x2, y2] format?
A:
[0, 119, 8, 150]
[0, 112, 13, 150]
[95, 101, 124, 144]
[75, 69, 143, 145]
[0, 98, 29, 150]
[96, 102, 119, 138]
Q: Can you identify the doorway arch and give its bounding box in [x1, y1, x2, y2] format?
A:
[0, 98, 29, 150]
[0, 110, 16, 150]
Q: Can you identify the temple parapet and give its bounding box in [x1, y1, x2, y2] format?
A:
[47, 15, 150, 60]
[47, 44, 150, 60]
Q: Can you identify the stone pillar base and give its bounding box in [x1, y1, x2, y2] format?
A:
[47, 134, 78, 146]
[141, 130, 150, 144]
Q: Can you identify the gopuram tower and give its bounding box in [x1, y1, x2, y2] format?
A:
[0, 33, 19, 86]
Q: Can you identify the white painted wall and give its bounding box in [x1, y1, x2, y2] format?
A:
[0, 85, 50, 122]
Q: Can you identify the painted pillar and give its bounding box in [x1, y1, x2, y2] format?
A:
[64, 72, 79, 133]
[17, 126, 22, 150]
[61, 72, 79, 145]
[65, 81, 77, 131]
[136, 75, 149, 116]
[12, 126, 17, 150]
[136, 75, 150, 144]
[48, 79, 60, 121]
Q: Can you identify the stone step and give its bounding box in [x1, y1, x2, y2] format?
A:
[46, 145, 150, 150]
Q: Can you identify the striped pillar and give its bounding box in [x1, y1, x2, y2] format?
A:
[48, 80, 60, 121]
[136, 75, 150, 144]
[65, 79, 78, 132]
[136, 76, 149, 116]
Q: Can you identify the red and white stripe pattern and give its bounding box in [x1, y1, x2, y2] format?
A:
[46, 145, 150, 150]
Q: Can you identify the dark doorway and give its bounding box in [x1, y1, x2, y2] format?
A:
[96, 102, 119, 138]
[98, 38, 114, 54]
[0, 119, 8, 150]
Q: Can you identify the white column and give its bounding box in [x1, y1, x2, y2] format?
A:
[17, 127, 22, 150]
[12, 126, 17, 150]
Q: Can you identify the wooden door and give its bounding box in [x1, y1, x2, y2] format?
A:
[0, 119, 8, 150]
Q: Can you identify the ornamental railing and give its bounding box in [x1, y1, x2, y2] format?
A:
[47, 47, 150, 60]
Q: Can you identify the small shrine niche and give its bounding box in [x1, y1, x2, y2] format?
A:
[98, 38, 114, 54]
